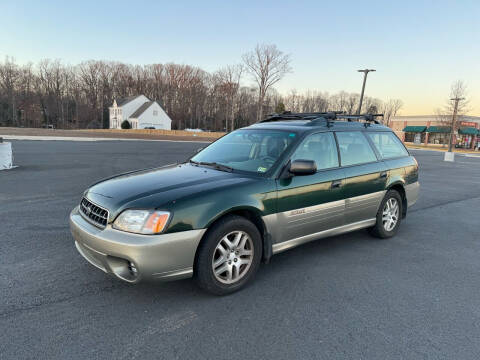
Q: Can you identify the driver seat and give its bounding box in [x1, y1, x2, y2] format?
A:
[266, 137, 287, 158]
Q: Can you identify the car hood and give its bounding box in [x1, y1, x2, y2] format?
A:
[85, 163, 256, 215]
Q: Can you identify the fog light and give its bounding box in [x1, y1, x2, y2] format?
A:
[128, 261, 138, 276]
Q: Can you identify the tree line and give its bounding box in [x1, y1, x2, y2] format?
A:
[0, 44, 403, 131]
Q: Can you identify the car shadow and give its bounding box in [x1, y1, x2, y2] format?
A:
[119, 227, 385, 300]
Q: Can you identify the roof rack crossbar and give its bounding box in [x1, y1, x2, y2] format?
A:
[260, 111, 344, 123]
[335, 114, 383, 124]
[259, 111, 384, 125]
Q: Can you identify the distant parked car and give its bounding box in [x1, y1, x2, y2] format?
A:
[144, 126, 155, 129]
[70, 112, 420, 295]
[42, 124, 55, 129]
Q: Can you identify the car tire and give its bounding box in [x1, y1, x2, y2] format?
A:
[369, 189, 403, 239]
[194, 215, 262, 295]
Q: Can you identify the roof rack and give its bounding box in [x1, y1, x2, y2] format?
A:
[260, 111, 384, 126]
[260, 111, 341, 122]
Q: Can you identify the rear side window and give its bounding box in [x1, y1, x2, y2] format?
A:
[291, 132, 339, 170]
[367, 132, 408, 159]
[335, 131, 377, 166]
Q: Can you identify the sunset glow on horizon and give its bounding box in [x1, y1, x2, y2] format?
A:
[1, 0, 478, 116]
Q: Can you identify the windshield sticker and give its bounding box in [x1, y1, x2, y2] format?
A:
[257, 166, 267, 173]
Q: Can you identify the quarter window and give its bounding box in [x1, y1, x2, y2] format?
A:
[336, 131, 377, 166]
[291, 132, 339, 170]
[367, 132, 409, 159]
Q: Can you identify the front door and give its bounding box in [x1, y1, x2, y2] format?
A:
[335, 131, 387, 225]
[274, 132, 346, 244]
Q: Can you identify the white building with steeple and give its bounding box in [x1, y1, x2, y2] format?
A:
[109, 95, 172, 130]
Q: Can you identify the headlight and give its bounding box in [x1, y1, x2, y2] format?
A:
[113, 210, 170, 234]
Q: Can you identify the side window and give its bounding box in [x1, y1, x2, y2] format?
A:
[367, 132, 409, 159]
[336, 131, 377, 166]
[291, 132, 339, 170]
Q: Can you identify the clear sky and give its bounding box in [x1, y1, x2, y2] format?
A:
[1, 0, 478, 115]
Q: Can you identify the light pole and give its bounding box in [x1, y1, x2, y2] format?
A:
[357, 69, 376, 114]
[447, 97, 465, 152]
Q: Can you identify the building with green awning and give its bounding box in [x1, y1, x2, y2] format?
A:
[424, 126, 451, 145]
[458, 127, 479, 135]
[402, 126, 426, 133]
[426, 126, 451, 133]
[392, 115, 479, 148]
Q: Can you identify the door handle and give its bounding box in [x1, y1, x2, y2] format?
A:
[380, 171, 388, 178]
[331, 180, 342, 189]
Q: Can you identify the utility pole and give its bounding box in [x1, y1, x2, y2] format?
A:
[357, 69, 376, 114]
[447, 97, 465, 152]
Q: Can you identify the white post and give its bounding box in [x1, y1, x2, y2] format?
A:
[0, 140, 14, 170]
[444, 151, 455, 162]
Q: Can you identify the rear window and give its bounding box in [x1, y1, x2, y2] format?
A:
[367, 132, 409, 159]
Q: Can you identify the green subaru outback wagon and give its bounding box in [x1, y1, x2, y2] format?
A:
[70, 112, 419, 295]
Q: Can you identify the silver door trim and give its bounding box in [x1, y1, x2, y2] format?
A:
[345, 190, 385, 206]
[263, 199, 346, 244]
[272, 218, 376, 254]
[344, 190, 386, 221]
[284, 199, 346, 218]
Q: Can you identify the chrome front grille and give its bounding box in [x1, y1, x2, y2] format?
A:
[80, 197, 109, 228]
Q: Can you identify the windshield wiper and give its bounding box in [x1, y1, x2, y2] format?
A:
[190, 160, 233, 172]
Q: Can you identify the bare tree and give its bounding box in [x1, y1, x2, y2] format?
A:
[445, 80, 469, 150]
[345, 93, 359, 114]
[284, 89, 300, 112]
[0, 56, 19, 126]
[16, 63, 36, 127]
[434, 107, 451, 127]
[362, 96, 382, 115]
[329, 91, 348, 112]
[242, 44, 292, 121]
[77, 61, 102, 128]
[446, 80, 469, 115]
[382, 99, 403, 127]
[214, 64, 243, 131]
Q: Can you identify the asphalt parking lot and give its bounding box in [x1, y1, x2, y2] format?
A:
[1, 140, 480, 360]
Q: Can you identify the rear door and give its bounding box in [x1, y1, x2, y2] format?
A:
[335, 131, 387, 225]
[274, 132, 346, 243]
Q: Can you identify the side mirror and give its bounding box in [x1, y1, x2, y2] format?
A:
[289, 159, 317, 176]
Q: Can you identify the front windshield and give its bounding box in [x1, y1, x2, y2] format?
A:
[191, 129, 297, 174]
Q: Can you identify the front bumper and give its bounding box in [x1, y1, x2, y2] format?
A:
[69, 206, 206, 283]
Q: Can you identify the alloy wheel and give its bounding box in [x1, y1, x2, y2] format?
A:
[212, 231, 254, 284]
[382, 198, 399, 232]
